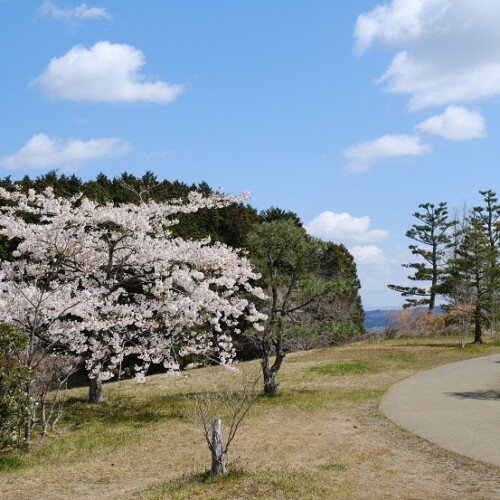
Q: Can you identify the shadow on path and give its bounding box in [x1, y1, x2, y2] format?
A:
[446, 390, 500, 401]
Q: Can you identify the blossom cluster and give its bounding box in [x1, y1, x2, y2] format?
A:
[0, 188, 265, 381]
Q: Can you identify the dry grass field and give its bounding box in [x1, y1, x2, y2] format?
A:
[2, 335, 500, 499]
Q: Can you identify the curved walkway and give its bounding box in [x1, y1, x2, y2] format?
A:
[380, 353, 500, 466]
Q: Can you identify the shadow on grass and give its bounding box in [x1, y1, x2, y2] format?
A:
[380, 350, 417, 362]
[183, 468, 246, 485]
[63, 392, 195, 428]
[63, 386, 257, 428]
[446, 390, 500, 401]
[256, 386, 382, 409]
[402, 340, 500, 349]
[256, 389, 327, 410]
[401, 342, 461, 348]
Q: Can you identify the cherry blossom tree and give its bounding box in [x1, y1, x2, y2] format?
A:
[0, 187, 266, 406]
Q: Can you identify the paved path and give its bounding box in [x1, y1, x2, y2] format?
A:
[380, 354, 500, 466]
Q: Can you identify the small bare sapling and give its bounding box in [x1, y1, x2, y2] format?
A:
[190, 366, 260, 476]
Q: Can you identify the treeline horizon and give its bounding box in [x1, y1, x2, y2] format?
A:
[0, 169, 365, 340]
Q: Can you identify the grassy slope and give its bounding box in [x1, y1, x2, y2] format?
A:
[2, 336, 500, 499]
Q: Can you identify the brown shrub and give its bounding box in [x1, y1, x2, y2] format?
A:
[385, 309, 446, 338]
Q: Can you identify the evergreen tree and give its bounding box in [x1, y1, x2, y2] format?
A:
[444, 191, 500, 343]
[247, 220, 363, 394]
[317, 243, 365, 331]
[476, 190, 500, 330]
[247, 220, 324, 394]
[259, 206, 302, 227]
[388, 202, 455, 310]
[446, 211, 492, 342]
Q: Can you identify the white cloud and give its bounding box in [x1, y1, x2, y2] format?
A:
[0, 133, 131, 170]
[350, 246, 394, 306]
[355, 0, 431, 54]
[416, 105, 486, 140]
[355, 0, 500, 109]
[350, 245, 411, 308]
[35, 41, 184, 104]
[344, 134, 430, 172]
[350, 245, 391, 269]
[305, 212, 388, 244]
[37, 1, 111, 24]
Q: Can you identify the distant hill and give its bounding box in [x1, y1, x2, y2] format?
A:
[364, 306, 443, 331]
[364, 309, 395, 331]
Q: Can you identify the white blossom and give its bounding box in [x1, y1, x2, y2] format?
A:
[0, 187, 265, 381]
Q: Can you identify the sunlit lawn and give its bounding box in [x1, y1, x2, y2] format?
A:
[1, 334, 500, 499]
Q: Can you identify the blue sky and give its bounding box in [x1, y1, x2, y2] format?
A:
[1, 1, 499, 308]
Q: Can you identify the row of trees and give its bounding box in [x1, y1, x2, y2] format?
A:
[0, 171, 364, 451]
[0, 171, 259, 252]
[389, 190, 500, 344]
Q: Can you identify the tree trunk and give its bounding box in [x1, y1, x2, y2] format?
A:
[88, 377, 104, 403]
[211, 419, 227, 476]
[472, 306, 483, 344]
[24, 414, 32, 452]
[473, 321, 483, 344]
[263, 374, 279, 395]
[23, 379, 34, 452]
[262, 341, 276, 395]
[261, 335, 285, 396]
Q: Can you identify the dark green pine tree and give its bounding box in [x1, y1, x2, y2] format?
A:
[444, 191, 500, 343]
[317, 242, 365, 332]
[475, 190, 500, 331]
[446, 209, 495, 343]
[82, 173, 115, 204]
[479, 189, 500, 330]
[248, 220, 329, 394]
[388, 202, 455, 310]
[1, 170, 260, 249]
[259, 206, 302, 227]
[477, 190, 500, 250]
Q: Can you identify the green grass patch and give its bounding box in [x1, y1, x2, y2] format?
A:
[321, 462, 348, 472]
[147, 469, 254, 500]
[310, 360, 375, 376]
[29, 422, 135, 465]
[0, 454, 24, 471]
[337, 388, 384, 402]
[28, 392, 190, 466]
[146, 468, 352, 499]
[379, 350, 417, 363]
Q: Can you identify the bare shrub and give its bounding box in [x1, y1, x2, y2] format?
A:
[385, 309, 446, 338]
[188, 367, 260, 476]
[21, 339, 79, 450]
[0, 325, 79, 453]
[31, 352, 79, 440]
[442, 304, 475, 348]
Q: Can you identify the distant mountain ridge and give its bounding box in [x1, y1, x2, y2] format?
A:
[364, 309, 394, 330]
[364, 306, 443, 331]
